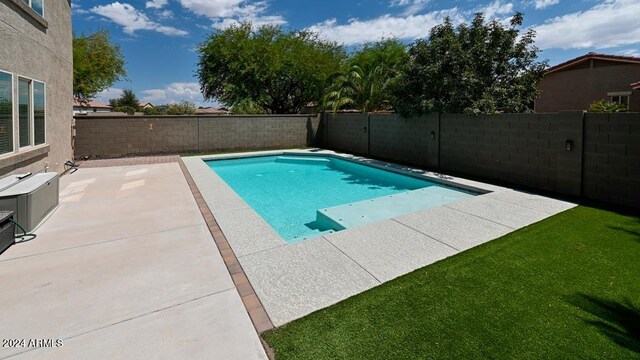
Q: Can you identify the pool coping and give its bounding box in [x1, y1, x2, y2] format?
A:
[182, 149, 577, 327]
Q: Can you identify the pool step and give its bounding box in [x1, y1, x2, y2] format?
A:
[274, 156, 330, 165]
[315, 186, 474, 230]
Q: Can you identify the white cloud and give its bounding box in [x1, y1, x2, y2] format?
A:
[145, 0, 167, 9]
[477, 0, 513, 20]
[534, 0, 640, 49]
[91, 2, 188, 36]
[140, 82, 205, 105]
[308, 8, 463, 45]
[178, 0, 286, 29]
[211, 15, 286, 29]
[94, 87, 123, 103]
[389, 0, 430, 16]
[617, 48, 640, 57]
[533, 0, 559, 10]
[157, 9, 174, 19]
[72, 3, 89, 15]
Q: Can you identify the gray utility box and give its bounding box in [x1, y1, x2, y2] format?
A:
[0, 173, 59, 233]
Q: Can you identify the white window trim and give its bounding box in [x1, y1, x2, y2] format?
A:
[0, 69, 15, 156]
[16, 74, 47, 151]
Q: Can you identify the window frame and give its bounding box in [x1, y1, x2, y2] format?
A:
[17, 76, 32, 149]
[20, 0, 44, 17]
[33, 80, 46, 146]
[0, 69, 15, 156]
[608, 91, 631, 109]
[16, 74, 47, 150]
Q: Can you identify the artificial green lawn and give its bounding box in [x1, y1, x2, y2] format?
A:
[262, 206, 640, 359]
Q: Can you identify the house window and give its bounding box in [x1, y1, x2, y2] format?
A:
[33, 81, 45, 145]
[20, 0, 44, 16]
[0, 71, 13, 155]
[608, 91, 631, 109]
[18, 77, 46, 148]
[18, 78, 31, 148]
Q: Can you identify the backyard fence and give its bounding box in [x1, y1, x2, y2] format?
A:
[74, 114, 321, 158]
[74, 112, 639, 208]
[322, 112, 639, 208]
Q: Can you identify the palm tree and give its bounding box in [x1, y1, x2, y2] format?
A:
[323, 64, 391, 114]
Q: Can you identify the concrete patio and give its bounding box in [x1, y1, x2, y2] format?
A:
[0, 161, 266, 359]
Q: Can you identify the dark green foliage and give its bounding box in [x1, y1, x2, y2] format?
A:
[263, 206, 640, 359]
[110, 89, 139, 115]
[73, 30, 126, 102]
[165, 101, 196, 115]
[588, 99, 628, 113]
[349, 39, 408, 73]
[142, 101, 197, 115]
[197, 23, 346, 114]
[323, 39, 408, 113]
[391, 13, 547, 116]
[231, 98, 268, 114]
[142, 105, 168, 115]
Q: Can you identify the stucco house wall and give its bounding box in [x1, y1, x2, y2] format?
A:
[535, 55, 640, 113]
[0, 0, 73, 176]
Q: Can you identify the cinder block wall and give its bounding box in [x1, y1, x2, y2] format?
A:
[583, 113, 640, 207]
[323, 113, 368, 155]
[322, 112, 639, 208]
[439, 112, 583, 195]
[369, 113, 434, 167]
[74, 115, 319, 158]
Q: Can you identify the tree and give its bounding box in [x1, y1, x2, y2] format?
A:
[165, 101, 196, 115]
[391, 13, 547, 116]
[323, 39, 408, 113]
[142, 101, 197, 115]
[73, 30, 126, 102]
[110, 89, 139, 115]
[323, 65, 389, 113]
[231, 98, 268, 114]
[197, 23, 345, 114]
[349, 38, 408, 76]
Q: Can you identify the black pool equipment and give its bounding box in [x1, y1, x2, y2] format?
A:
[0, 211, 16, 255]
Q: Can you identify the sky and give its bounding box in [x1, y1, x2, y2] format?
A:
[71, 0, 640, 107]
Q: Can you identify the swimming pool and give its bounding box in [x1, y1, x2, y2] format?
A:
[207, 155, 475, 242]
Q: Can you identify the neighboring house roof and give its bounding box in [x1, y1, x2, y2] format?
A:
[631, 81, 640, 90]
[139, 102, 153, 108]
[195, 107, 230, 115]
[547, 52, 640, 74]
[73, 100, 111, 108]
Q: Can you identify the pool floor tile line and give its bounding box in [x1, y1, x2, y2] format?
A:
[178, 158, 275, 335]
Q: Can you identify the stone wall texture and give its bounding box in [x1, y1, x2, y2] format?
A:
[0, 0, 73, 175]
[582, 113, 640, 208]
[74, 115, 321, 158]
[322, 112, 639, 208]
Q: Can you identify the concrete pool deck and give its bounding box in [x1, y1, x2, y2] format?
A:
[183, 149, 577, 326]
[0, 161, 267, 359]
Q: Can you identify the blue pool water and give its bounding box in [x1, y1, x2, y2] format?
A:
[207, 155, 474, 242]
